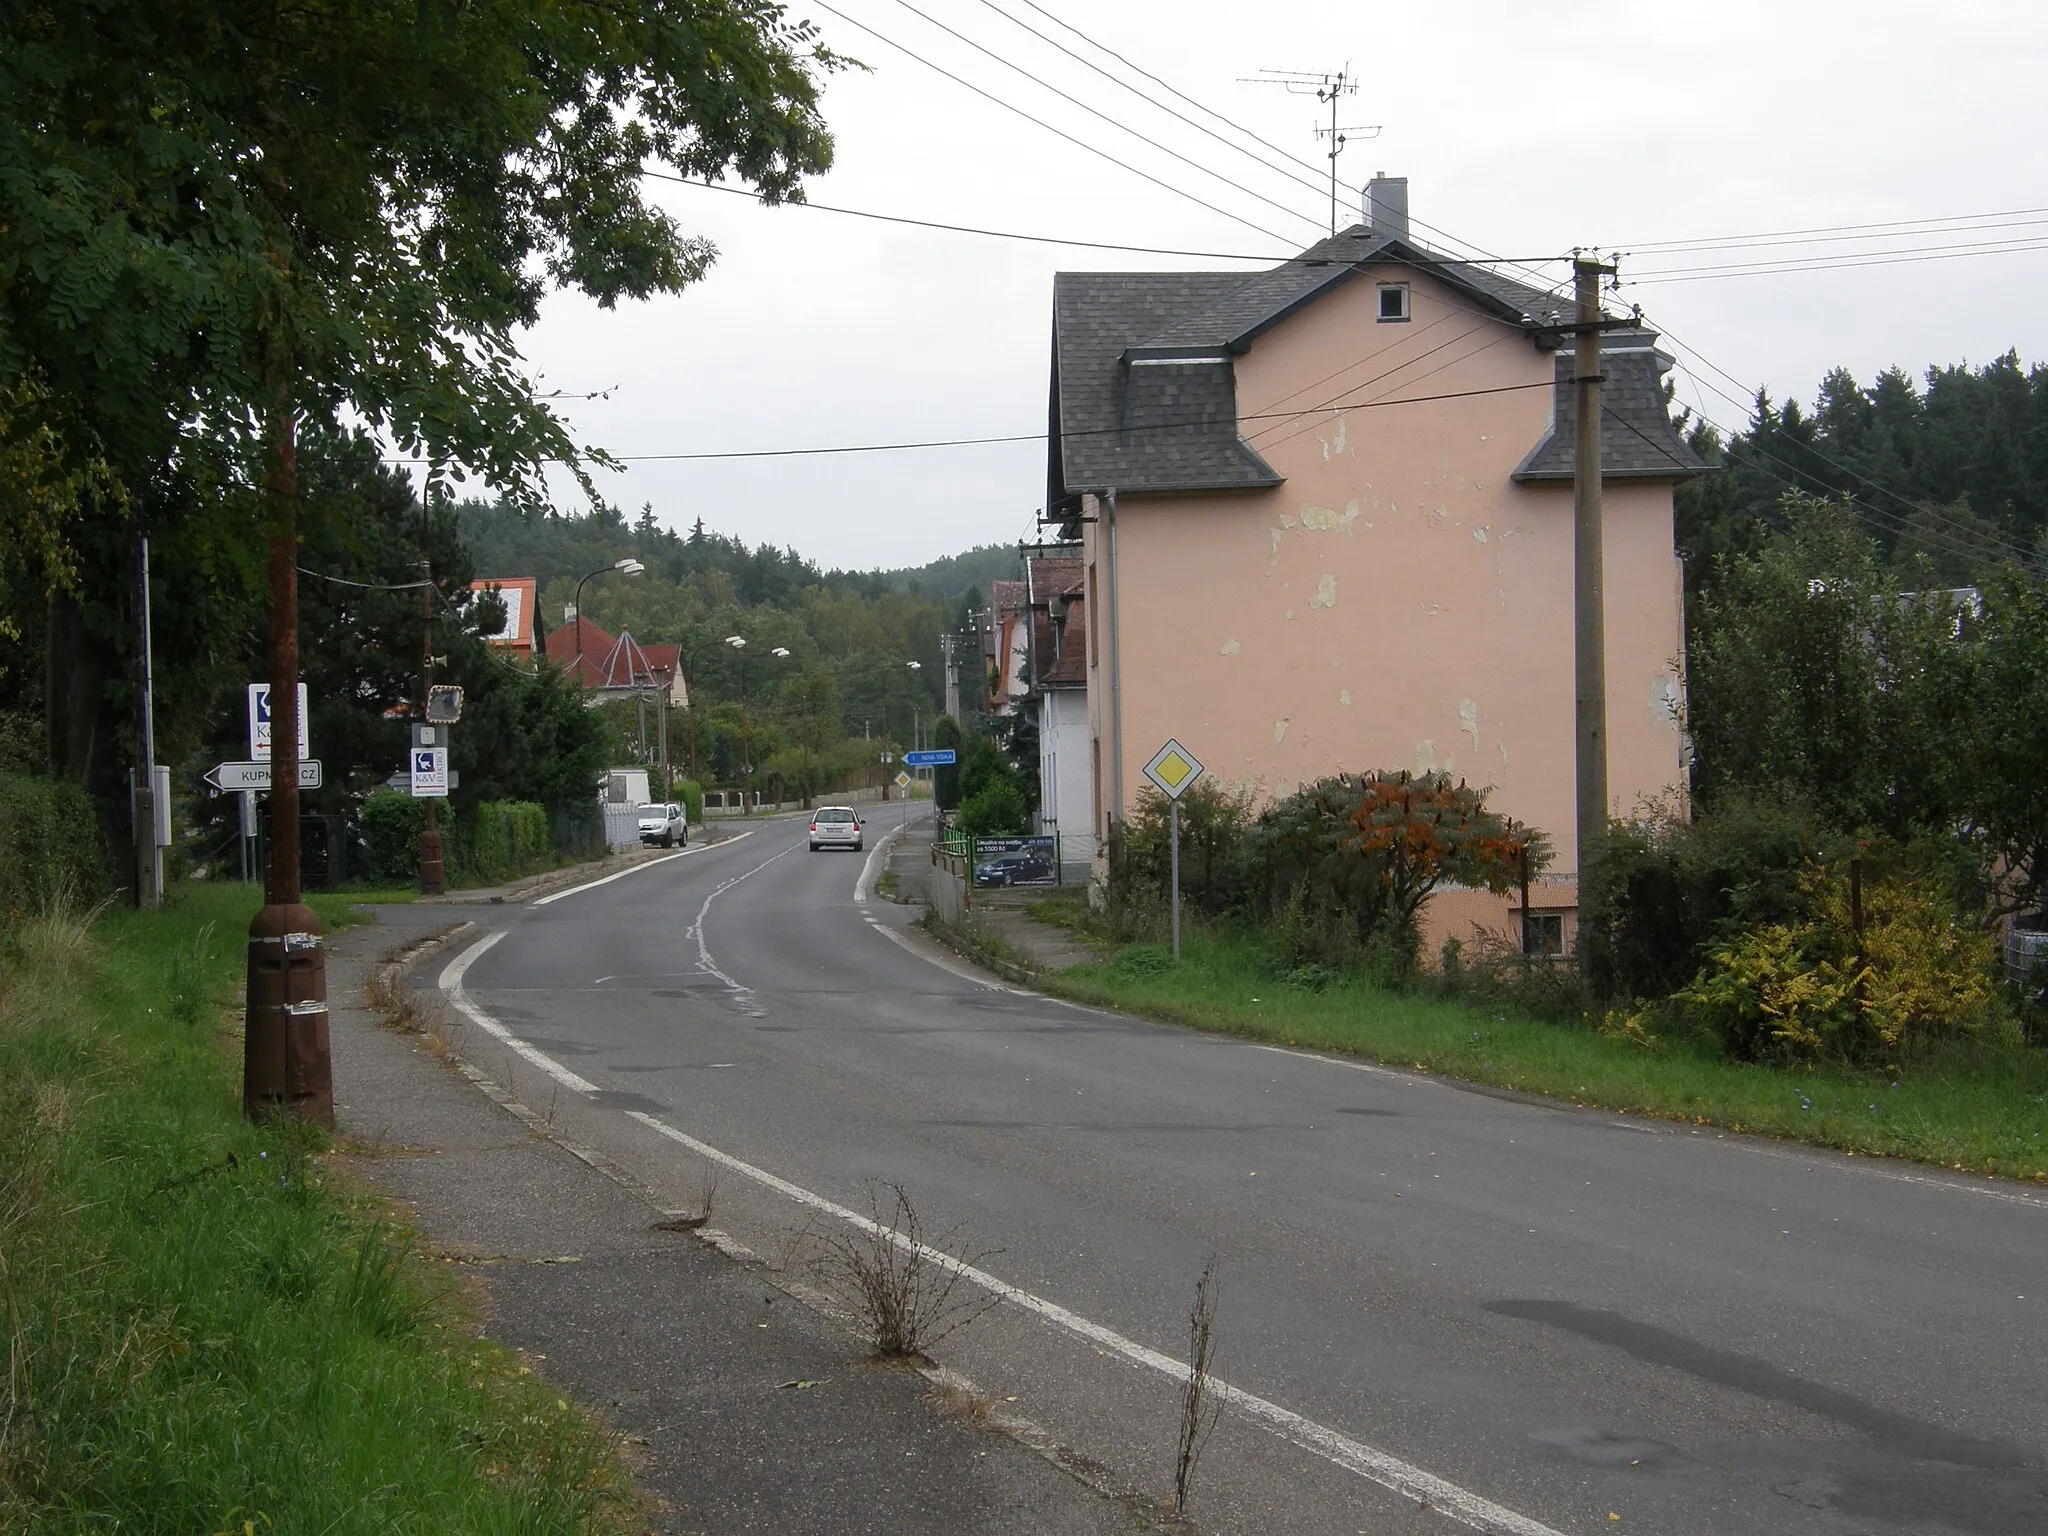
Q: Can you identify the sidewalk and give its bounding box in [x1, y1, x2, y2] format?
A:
[324, 919, 1149, 1535]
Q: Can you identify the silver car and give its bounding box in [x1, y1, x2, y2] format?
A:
[808, 806, 864, 851]
[637, 802, 687, 848]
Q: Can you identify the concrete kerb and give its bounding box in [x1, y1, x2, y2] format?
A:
[421, 824, 753, 907]
[368, 907, 1183, 1531]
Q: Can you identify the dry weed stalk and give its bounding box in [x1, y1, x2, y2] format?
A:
[804, 1182, 1001, 1360]
[1173, 1254, 1222, 1514]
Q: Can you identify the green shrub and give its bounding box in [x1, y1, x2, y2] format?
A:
[359, 791, 428, 884]
[1580, 795, 1822, 1001]
[676, 778, 704, 825]
[471, 800, 550, 882]
[955, 778, 1028, 837]
[0, 770, 113, 916]
[1671, 857, 1999, 1065]
[1119, 780, 1258, 920]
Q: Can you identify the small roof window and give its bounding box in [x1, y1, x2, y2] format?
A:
[1377, 283, 1410, 322]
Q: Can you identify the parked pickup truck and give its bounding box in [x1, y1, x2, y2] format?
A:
[637, 802, 687, 848]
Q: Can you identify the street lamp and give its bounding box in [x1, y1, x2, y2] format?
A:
[725, 637, 790, 811]
[571, 557, 644, 681]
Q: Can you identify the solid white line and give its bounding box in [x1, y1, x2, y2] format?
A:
[532, 831, 751, 907]
[438, 930, 600, 1095]
[625, 1108, 1561, 1536]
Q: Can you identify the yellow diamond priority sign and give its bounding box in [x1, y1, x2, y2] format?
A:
[1142, 739, 1205, 801]
[895, 771, 912, 789]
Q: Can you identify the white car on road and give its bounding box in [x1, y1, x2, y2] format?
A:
[808, 806, 864, 851]
[637, 802, 687, 848]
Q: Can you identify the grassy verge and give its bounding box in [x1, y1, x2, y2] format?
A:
[0, 882, 639, 1533]
[1040, 925, 2048, 1182]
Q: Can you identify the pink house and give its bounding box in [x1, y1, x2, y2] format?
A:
[1048, 177, 1704, 952]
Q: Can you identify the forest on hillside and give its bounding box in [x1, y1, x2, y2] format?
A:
[1677, 350, 2048, 585]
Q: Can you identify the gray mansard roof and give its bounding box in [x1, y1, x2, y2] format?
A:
[1047, 226, 1705, 516]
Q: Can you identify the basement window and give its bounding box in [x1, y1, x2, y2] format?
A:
[1521, 913, 1566, 959]
[1377, 283, 1410, 322]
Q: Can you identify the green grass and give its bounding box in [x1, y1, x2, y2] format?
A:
[1042, 926, 2048, 1182]
[0, 883, 638, 1534]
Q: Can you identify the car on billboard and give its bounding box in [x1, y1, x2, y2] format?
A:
[972, 837, 1056, 887]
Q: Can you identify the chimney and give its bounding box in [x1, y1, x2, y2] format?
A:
[563, 603, 578, 623]
[1364, 174, 1409, 240]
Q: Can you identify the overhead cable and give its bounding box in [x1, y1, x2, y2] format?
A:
[807, 1, 1300, 244]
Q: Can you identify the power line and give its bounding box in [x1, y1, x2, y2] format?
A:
[1625, 232, 2048, 284]
[381, 375, 1561, 467]
[642, 170, 1278, 261]
[970, 0, 1336, 206]
[876, 0, 1325, 236]
[1613, 205, 2048, 256]
[808, 1, 1299, 244]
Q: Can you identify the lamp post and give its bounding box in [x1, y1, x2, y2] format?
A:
[725, 638, 792, 812]
[570, 557, 644, 683]
[679, 637, 729, 782]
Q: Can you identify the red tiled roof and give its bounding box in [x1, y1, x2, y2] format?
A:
[471, 577, 537, 653]
[545, 615, 617, 687]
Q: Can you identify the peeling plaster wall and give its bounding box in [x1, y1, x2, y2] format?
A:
[1093, 265, 1687, 884]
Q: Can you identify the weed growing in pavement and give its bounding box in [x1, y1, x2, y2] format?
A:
[803, 1182, 1002, 1360]
[1173, 1254, 1223, 1514]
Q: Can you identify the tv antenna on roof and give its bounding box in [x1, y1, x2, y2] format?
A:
[1239, 66, 1381, 236]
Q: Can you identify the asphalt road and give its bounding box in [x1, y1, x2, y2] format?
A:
[425, 813, 2048, 1536]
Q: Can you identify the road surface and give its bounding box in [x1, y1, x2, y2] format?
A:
[420, 813, 2047, 1535]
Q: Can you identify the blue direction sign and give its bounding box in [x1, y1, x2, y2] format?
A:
[904, 749, 956, 767]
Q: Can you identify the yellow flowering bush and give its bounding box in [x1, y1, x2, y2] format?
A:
[1672, 860, 1996, 1064]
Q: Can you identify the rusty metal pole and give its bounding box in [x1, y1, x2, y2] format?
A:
[1572, 255, 1612, 933]
[418, 470, 445, 896]
[244, 402, 333, 1127]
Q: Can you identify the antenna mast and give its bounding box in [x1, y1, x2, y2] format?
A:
[1239, 66, 1380, 235]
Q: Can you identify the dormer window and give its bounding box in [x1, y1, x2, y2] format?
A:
[1377, 283, 1410, 322]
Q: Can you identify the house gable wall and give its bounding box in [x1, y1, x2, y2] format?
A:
[1093, 263, 1686, 880]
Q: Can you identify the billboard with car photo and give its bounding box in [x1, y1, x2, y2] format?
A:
[971, 835, 1057, 888]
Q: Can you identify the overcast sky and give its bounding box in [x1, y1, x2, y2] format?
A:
[499, 0, 2048, 572]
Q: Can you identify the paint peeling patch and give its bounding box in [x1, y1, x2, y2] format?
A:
[1299, 501, 1361, 535]
[1270, 527, 1285, 559]
[1274, 718, 1290, 745]
[1339, 690, 1352, 707]
[1284, 609, 1295, 621]
[1471, 526, 1490, 544]
[1498, 742, 1509, 770]
[1414, 739, 1437, 774]
[1458, 699, 1481, 753]
[1309, 574, 1337, 610]
[1651, 676, 1682, 723]
[1220, 638, 1241, 656]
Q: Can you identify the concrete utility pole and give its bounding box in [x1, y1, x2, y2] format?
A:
[244, 400, 333, 1127]
[1572, 254, 1615, 897]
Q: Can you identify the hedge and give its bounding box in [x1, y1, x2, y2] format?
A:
[472, 800, 551, 883]
[359, 791, 429, 885]
[0, 771, 114, 917]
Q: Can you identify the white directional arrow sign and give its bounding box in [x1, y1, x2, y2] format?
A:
[204, 760, 322, 792]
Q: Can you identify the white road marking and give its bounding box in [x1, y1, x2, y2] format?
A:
[533, 831, 750, 907]
[688, 837, 802, 1017]
[439, 930, 599, 1095]
[625, 1108, 1562, 1536]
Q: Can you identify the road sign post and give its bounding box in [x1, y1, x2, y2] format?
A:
[1142, 740, 1206, 962]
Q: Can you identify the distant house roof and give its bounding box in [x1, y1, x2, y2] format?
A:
[470, 578, 536, 654]
[1048, 224, 1704, 515]
[544, 614, 617, 687]
[1027, 554, 1086, 689]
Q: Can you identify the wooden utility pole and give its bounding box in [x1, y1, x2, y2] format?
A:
[244, 398, 334, 1127]
[1572, 254, 1614, 900]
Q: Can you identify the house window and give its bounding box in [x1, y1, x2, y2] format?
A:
[1377, 283, 1410, 322]
[1521, 913, 1565, 958]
